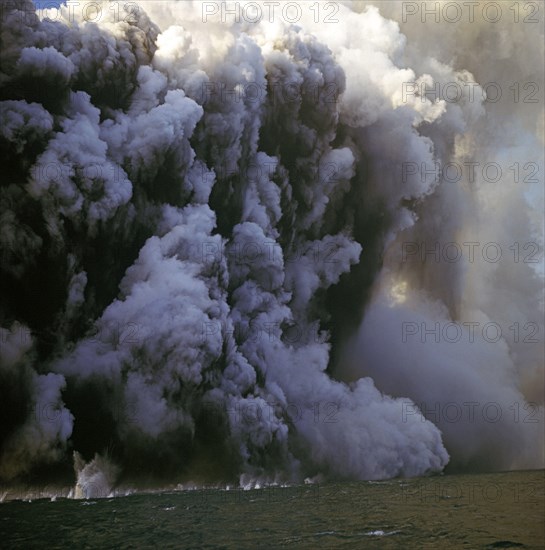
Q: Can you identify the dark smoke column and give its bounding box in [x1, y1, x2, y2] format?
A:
[2, 0, 541, 489]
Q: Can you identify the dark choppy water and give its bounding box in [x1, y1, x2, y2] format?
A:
[1, 470, 543, 549]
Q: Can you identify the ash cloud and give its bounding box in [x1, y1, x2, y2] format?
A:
[0, 1, 542, 488]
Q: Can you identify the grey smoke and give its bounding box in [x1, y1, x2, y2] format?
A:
[0, 1, 542, 488]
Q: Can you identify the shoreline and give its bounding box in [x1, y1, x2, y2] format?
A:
[1, 468, 542, 503]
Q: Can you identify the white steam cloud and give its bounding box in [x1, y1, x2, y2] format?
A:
[0, 1, 542, 489]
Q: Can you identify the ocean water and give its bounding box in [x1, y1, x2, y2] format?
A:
[1, 470, 543, 549]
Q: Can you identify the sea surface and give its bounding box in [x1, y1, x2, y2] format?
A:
[1, 470, 543, 549]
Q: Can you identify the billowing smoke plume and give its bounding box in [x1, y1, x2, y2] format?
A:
[0, 0, 542, 489]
